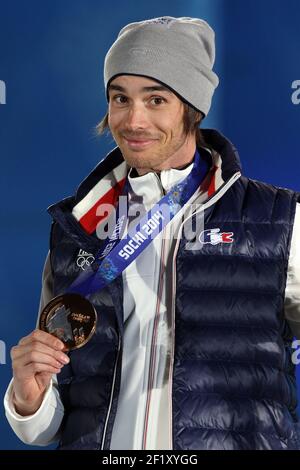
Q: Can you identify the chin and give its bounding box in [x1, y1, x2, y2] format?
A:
[121, 147, 151, 161]
[126, 155, 158, 170]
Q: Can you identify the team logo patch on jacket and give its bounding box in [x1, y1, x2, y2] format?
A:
[199, 228, 234, 245]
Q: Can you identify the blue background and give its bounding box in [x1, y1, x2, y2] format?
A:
[0, 0, 299, 449]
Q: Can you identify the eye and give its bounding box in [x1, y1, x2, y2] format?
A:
[112, 95, 128, 104]
[150, 96, 166, 105]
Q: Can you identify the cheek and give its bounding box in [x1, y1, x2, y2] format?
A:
[158, 112, 183, 137]
[108, 108, 121, 129]
[154, 118, 172, 138]
[160, 122, 180, 143]
[107, 111, 114, 129]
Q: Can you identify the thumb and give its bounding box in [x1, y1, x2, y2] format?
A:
[35, 372, 53, 392]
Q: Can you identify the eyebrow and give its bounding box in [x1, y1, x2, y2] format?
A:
[108, 84, 173, 95]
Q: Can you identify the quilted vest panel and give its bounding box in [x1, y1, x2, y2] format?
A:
[173, 176, 300, 450]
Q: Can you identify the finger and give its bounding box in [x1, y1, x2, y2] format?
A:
[18, 329, 64, 350]
[11, 343, 69, 365]
[13, 350, 66, 372]
[16, 362, 63, 379]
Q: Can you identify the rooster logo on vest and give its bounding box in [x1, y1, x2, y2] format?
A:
[199, 228, 234, 245]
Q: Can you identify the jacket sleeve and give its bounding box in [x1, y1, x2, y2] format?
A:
[285, 203, 300, 339]
[3, 252, 65, 446]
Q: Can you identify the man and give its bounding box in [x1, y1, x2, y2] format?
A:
[4, 16, 300, 450]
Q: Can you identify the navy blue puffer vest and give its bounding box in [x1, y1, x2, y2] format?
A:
[47, 129, 300, 450]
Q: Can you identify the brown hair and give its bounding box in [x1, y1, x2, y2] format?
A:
[95, 102, 212, 150]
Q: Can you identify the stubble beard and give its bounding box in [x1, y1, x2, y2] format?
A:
[117, 133, 188, 173]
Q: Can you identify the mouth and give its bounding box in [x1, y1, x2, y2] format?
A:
[123, 137, 157, 149]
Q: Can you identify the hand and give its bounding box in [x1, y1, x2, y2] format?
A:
[10, 329, 70, 416]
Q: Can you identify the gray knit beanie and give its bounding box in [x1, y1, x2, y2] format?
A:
[104, 16, 219, 117]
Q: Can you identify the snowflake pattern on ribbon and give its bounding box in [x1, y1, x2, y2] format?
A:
[167, 182, 188, 217]
[97, 258, 119, 281]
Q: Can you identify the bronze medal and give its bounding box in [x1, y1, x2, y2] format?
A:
[39, 293, 97, 351]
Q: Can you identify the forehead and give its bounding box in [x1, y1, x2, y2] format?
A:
[108, 75, 175, 96]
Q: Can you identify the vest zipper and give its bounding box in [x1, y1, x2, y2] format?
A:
[100, 333, 121, 450]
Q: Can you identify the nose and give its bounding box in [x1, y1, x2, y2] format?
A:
[125, 103, 147, 130]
